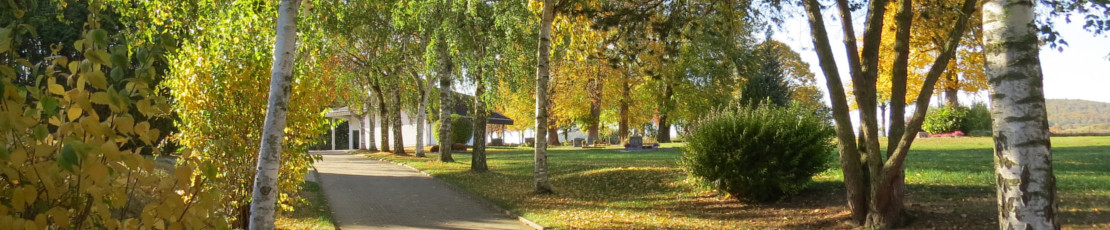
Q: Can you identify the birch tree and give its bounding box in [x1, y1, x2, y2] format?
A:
[982, 0, 1058, 227]
[533, 0, 556, 194]
[249, 0, 301, 228]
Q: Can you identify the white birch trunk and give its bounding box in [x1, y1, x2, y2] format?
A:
[437, 38, 455, 162]
[532, 0, 555, 194]
[367, 91, 377, 152]
[416, 74, 430, 156]
[982, 0, 1059, 228]
[249, 0, 299, 228]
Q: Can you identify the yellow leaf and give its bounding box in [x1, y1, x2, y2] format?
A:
[48, 83, 65, 95]
[90, 92, 111, 105]
[67, 107, 82, 122]
[88, 162, 109, 182]
[115, 116, 134, 134]
[87, 71, 108, 90]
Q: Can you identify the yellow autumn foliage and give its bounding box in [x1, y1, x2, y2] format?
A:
[163, 0, 340, 227]
[0, 1, 225, 229]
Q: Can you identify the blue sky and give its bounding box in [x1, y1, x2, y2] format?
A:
[773, 11, 1110, 105]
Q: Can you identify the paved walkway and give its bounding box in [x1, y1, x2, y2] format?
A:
[311, 150, 532, 230]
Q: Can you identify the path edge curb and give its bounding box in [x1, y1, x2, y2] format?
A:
[306, 165, 345, 230]
[358, 152, 548, 230]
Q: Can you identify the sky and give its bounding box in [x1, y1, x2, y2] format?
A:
[771, 9, 1110, 105]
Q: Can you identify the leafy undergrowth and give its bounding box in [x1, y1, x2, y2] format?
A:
[275, 181, 336, 230]
[360, 137, 1110, 229]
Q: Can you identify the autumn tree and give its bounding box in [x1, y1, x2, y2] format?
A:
[800, 0, 978, 226]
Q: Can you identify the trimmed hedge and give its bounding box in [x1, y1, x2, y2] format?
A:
[922, 103, 992, 135]
[433, 114, 473, 144]
[681, 104, 834, 202]
[923, 106, 969, 134]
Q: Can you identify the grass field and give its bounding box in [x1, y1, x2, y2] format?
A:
[361, 136, 1110, 229]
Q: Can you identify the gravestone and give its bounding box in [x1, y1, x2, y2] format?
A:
[491, 138, 503, 146]
[586, 137, 597, 146]
[572, 138, 584, 147]
[609, 136, 620, 145]
[628, 136, 643, 149]
[525, 137, 535, 147]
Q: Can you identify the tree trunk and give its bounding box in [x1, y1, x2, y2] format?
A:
[437, 38, 454, 162]
[803, 0, 869, 224]
[366, 91, 378, 152]
[248, 0, 299, 228]
[945, 71, 960, 106]
[547, 126, 560, 146]
[472, 67, 489, 172]
[587, 66, 601, 144]
[982, 0, 1059, 228]
[532, 0, 555, 194]
[657, 83, 674, 143]
[372, 81, 390, 153]
[415, 74, 428, 157]
[392, 85, 405, 155]
[546, 97, 561, 146]
[618, 77, 630, 140]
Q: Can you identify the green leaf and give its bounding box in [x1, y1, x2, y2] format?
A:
[32, 125, 48, 140]
[85, 50, 113, 68]
[87, 29, 109, 49]
[59, 144, 79, 172]
[0, 28, 11, 53]
[110, 51, 128, 68]
[41, 97, 58, 113]
[110, 67, 124, 81]
[0, 66, 15, 78]
[0, 147, 8, 160]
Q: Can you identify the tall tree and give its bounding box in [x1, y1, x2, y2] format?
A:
[801, 0, 977, 226]
[391, 81, 406, 154]
[740, 40, 792, 107]
[436, 34, 456, 162]
[249, 0, 300, 228]
[533, 0, 556, 194]
[981, 0, 1058, 227]
[414, 69, 430, 157]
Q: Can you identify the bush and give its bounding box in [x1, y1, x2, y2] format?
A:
[433, 114, 474, 144]
[922, 106, 969, 134]
[962, 103, 992, 135]
[681, 104, 834, 202]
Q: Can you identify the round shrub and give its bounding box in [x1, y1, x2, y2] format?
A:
[923, 106, 969, 134]
[961, 103, 992, 135]
[681, 104, 834, 202]
[433, 114, 473, 144]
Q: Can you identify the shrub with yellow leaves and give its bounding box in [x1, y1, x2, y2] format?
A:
[0, 1, 225, 229]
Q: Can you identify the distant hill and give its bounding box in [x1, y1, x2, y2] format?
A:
[1046, 99, 1110, 134]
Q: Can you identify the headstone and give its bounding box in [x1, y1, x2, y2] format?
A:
[491, 138, 504, 146]
[609, 136, 620, 145]
[628, 136, 643, 149]
[573, 138, 584, 147]
[586, 137, 597, 146]
[525, 137, 535, 147]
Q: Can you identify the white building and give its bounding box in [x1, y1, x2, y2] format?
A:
[321, 97, 514, 150]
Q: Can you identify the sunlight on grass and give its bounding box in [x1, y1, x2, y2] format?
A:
[359, 136, 1110, 229]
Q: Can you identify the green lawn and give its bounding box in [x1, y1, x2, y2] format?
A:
[361, 137, 1110, 229]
